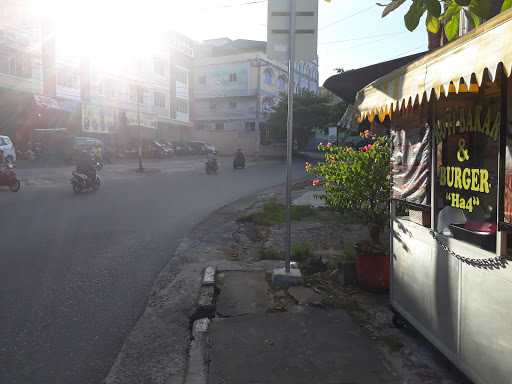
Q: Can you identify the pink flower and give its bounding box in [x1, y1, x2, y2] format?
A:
[312, 178, 321, 187]
[326, 142, 333, 148]
[361, 144, 373, 152]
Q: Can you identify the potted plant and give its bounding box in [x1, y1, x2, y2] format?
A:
[306, 136, 391, 290]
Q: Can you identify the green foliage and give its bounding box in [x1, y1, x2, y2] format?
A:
[266, 91, 346, 150]
[380, 0, 507, 41]
[306, 137, 391, 226]
[238, 200, 316, 226]
[292, 242, 314, 262]
[258, 247, 283, 260]
[405, 0, 427, 31]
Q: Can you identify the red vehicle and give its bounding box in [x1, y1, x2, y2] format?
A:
[0, 163, 21, 192]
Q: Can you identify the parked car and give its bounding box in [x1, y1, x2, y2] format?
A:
[187, 141, 207, 154]
[151, 141, 174, 158]
[0, 135, 16, 163]
[170, 141, 188, 156]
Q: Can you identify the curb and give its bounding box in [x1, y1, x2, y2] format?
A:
[184, 266, 217, 384]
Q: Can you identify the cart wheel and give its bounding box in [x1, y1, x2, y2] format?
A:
[392, 313, 407, 329]
[9, 179, 21, 192]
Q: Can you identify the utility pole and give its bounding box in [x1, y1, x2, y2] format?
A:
[137, 85, 144, 172]
[284, 0, 296, 273]
[250, 58, 264, 158]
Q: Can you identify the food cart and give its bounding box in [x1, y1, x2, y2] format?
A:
[352, 10, 512, 384]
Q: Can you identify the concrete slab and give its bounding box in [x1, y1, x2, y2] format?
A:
[288, 286, 322, 305]
[208, 308, 399, 384]
[271, 267, 303, 288]
[216, 271, 272, 317]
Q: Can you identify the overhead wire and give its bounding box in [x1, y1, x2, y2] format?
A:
[319, 4, 376, 31]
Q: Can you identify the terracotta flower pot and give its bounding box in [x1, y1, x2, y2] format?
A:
[355, 246, 390, 291]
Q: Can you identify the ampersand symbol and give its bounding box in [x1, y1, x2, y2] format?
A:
[457, 139, 470, 162]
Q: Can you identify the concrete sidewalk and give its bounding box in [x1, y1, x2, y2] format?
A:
[207, 270, 399, 384]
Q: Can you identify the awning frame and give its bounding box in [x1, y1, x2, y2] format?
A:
[355, 8, 512, 121]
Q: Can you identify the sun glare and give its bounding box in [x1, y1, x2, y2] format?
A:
[30, 0, 190, 71]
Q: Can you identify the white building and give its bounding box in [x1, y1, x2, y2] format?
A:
[193, 39, 288, 155]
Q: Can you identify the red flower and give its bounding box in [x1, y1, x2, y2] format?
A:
[312, 178, 321, 187]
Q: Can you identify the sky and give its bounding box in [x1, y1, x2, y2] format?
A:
[167, 0, 429, 83]
[28, 0, 428, 84]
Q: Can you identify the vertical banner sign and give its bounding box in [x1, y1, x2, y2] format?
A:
[41, 18, 56, 97]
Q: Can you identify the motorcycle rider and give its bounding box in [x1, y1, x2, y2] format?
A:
[76, 150, 97, 185]
[206, 149, 218, 172]
[234, 148, 245, 168]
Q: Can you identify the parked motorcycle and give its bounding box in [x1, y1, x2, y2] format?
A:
[0, 163, 21, 192]
[206, 158, 218, 174]
[71, 172, 100, 193]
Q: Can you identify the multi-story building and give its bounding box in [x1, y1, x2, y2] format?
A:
[0, 0, 195, 153]
[80, 31, 194, 150]
[266, 0, 319, 94]
[192, 39, 288, 155]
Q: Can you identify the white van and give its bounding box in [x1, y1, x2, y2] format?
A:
[0, 135, 16, 162]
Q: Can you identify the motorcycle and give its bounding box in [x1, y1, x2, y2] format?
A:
[71, 172, 101, 193]
[233, 153, 246, 170]
[0, 163, 21, 192]
[205, 158, 218, 174]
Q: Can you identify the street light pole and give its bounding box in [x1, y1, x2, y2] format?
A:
[284, 0, 296, 274]
[137, 85, 144, 172]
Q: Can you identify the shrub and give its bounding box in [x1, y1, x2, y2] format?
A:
[306, 137, 391, 234]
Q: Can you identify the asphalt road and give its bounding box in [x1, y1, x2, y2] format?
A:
[0, 158, 306, 384]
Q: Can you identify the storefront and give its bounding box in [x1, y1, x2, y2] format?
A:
[352, 10, 512, 384]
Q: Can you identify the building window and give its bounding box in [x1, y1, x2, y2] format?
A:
[175, 67, 188, 84]
[154, 92, 166, 108]
[3, 53, 31, 78]
[245, 121, 255, 131]
[277, 75, 286, 90]
[215, 122, 224, 130]
[105, 80, 116, 98]
[57, 67, 76, 88]
[210, 101, 217, 110]
[176, 98, 188, 114]
[154, 58, 165, 76]
[229, 101, 237, 109]
[229, 73, 237, 82]
[199, 75, 206, 84]
[263, 68, 273, 85]
[130, 85, 144, 104]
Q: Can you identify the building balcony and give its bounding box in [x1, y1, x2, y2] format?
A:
[194, 88, 258, 99]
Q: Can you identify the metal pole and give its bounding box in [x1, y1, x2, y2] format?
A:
[285, 0, 296, 273]
[255, 61, 261, 158]
[137, 86, 144, 172]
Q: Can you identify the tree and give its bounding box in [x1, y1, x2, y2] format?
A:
[378, 0, 510, 41]
[265, 91, 346, 150]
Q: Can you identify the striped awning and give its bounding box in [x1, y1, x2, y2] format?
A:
[355, 8, 512, 121]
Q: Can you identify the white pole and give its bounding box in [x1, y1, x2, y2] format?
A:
[285, 0, 296, 273]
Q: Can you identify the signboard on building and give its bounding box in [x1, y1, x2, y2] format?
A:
[82, 104, 117, 133]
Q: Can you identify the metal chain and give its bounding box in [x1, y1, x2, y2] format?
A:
[428, 230, 508, 269]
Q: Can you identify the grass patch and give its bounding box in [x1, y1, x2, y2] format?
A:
[258, 247, 283, 260]
[238, 200, 316, 226]
[292, 242, 314, 262]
